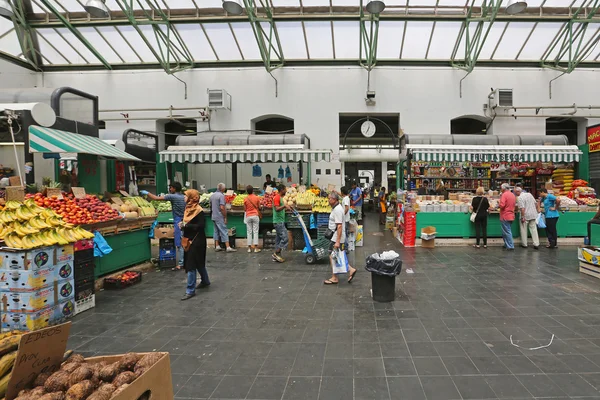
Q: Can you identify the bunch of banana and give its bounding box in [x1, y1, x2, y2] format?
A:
[72, 226, 95, 239]
[28, 216, 51, 230]
[11, 223, 38, 237]
[0, 225, 9, 240]
[0, 210, 16, 224]
[0, 332, 23, 398]
[3, 201, 21, 210]
[312, 197, 332, 213]
[39, 209, 59, 220]
[14, 206, 36, 221]
[3, 233, 24, 249]
[296, 192, 317, 206]
[23, 199, 45, 214]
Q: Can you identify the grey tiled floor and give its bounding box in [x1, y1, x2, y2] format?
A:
[68, 214, 600, 399]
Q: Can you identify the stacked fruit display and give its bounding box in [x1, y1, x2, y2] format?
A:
[151, 200, 171, 212]
[260, 192, 275, 208]
[231, 194, 247, 207]
[295, 191, 317, 207]
[30, 193, 120, 225]
[282, 187, 298, 207]
[15, 351, 163, 400]
[225, 193, 236, 204]
[0, 200, 95, 249]
[313, 197, 332, 213]
[125, 197, 156, 217]
[200, 193, 212, 208]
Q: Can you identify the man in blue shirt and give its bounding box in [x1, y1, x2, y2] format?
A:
[538, 188, 560, 248]
[142, 182, 186, 270]
[350, 181, 363, 222]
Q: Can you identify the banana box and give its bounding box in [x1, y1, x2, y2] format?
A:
[0, 296, 75, 332]
[578, 246, 600, 265]
[55, 260, 74, 281]
[0, 266, 56, 292]
[0, 246, 55, 271]
[0, 278, 74, 312]
[56, 245, 74, 264]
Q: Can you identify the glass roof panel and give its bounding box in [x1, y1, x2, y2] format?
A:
[333, 21, 360, 59]
[230, 22, 262, 60]
[104, 0, 142, 11]
[401, 21, 433, 59]
[35, 30, 71, 64]
[304, 21, 334, 59]
[544, 0, 584, 7]
[544, 23, 596, 61]
[332, 0, 360, 5]
[476, 22, 508, 59]
[203, 23, 244, 60]
[271, 0, 302, 6]
[93, 26, 145, 63]
[52, 0, 85, 12]
[377, 21, 404, 59]
[173, 24, 217, 61]
[275, 22, 308, 59]
[492, 22, 535, 60]
[0, 17, 20, 58]
[302, 0, 333, 5]
[518, 23, 562, 60]
[574, 24, 600, 62]
[54, 28, 105, 64]
[77, 27, 125, 64]
[426, 22, 462, 59]
[36, 28, 88, 64]
[115, 26, 160, 62]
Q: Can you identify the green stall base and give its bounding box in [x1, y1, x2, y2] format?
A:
[205, 214, 247, 238]
[591, 223, 600, 247]
[95, 229, 151, 277]
[157, 212, 174, 224]
[415, 212, 596, 239]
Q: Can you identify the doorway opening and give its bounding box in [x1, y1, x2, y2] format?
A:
[546, 118, 577, 145]
[252, 115, 294, 134]
[451, 115, 490, 135]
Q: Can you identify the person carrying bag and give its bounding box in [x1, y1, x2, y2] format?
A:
[470, 187, 490, 248]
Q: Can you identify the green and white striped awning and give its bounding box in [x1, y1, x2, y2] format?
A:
[406, 144, 582, 163]
[28, 125, 140, 161]
[159, 145, 332, 163]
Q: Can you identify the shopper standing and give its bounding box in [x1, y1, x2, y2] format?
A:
[263, 174, 277, 191]
[324, 192, 357, 285]
[379, 187, 387, 225]
[350, 181, 363, 222]
[539, 188, 560, 248]
[418, 179, 433, 196]
[341, 186, 351, 246]
[272, 184, 290, 263]
[243, 185, 262, 253]
[180, 189, 209, 301]
[211, 183, 236, 252]
[499, 183, 516, 250]
[515, 187, 539, 250]
[141, 182, 186, 271]
[470, 187, 490, 248]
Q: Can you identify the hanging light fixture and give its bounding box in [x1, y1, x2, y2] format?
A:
[506, 0, 527, 15]
[84, 0, 109, 18]
[366, 0, 385, 14]
[222, 0, 244, 15]
[0, 0, 13, 17]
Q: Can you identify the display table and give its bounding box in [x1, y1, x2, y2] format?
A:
[415, 212, 595, 239]
[203, 210, 314, 239]
[95, 228, 152, 277]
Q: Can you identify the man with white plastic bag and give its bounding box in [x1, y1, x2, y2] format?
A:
[515, 187, 540, 250]
[324, 192, 357, 285]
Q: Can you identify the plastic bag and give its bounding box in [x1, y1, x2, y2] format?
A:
[365, 253, 402, 276]
[148, 220, 159, 239]
[93, 231, 113, 257]
[278, 165, 285, 179]
[536, 213, 546, 229]
[252, 164, 262, 177]
[331, 249, 349, 274]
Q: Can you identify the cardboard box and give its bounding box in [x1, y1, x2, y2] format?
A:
[356, 225, 364, 247]
[1, 301, 66, 332]
[154, 227, 175, 239]
[86, 353, 174, 400]
[422, 238, 435, 249]
[1, 278, 74, 312]
[75, 293, 95, 315]
[578, 246, 600, 265]
[421, 226, 437, 241]
[0, 266, 56, 292]
[0, 247, 55, 271]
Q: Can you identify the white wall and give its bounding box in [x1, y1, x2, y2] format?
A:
[0, 59, 37, 89]
[17, 65, 600, 187]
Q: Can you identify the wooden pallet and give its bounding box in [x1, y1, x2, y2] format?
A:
[579, 261, 600, 280]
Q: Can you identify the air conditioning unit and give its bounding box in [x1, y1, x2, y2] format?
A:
[207, 89, 231, 110]
[490, 89, 513, 108]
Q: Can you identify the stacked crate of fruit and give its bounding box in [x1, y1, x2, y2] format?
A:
[0, 245, 76, 332]
[73, 242, 95, 315]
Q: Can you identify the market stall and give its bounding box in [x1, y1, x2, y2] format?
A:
[402, 139, 594, 240]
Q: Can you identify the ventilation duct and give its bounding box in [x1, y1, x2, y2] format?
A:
[405, 134, 568, 146]
[177, 133, 309, 147]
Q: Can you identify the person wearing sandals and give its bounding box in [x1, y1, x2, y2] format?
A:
[243, 185, 262, 253]
[515, 187, 539, 250]
[538, 188, 560, 248]
[324, 192, 357, 285]
[180, 189, 210, 301]
[470, 187, 490, 249]
[141, 182, 185, 271]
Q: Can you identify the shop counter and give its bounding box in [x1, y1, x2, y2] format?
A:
[415, 212, 595, 239]
[95, 228, 152, 277]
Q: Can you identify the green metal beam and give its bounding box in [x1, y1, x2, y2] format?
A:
[38, 0, 112, 69]
[541, 0, 600, 73]
[359, 0, 380, 71]
[8, 0, 42, 70]
[115, 0, 194, 74]
[0, 49, 36, 70]
[34, 58, 600, 72]
[26, 13, 600, 29]
[452, 0, 503, 73]
[242, 0, 284, 72]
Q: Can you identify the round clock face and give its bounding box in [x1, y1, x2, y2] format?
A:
[361, 121, 376, 138]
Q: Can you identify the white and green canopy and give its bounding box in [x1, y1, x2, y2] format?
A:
[160, 145, 332, 163]
[28, 125, 140, 161]
[407, 144, 582, 163]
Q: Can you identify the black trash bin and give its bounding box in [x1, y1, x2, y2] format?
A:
[365, 254, 402, 302]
